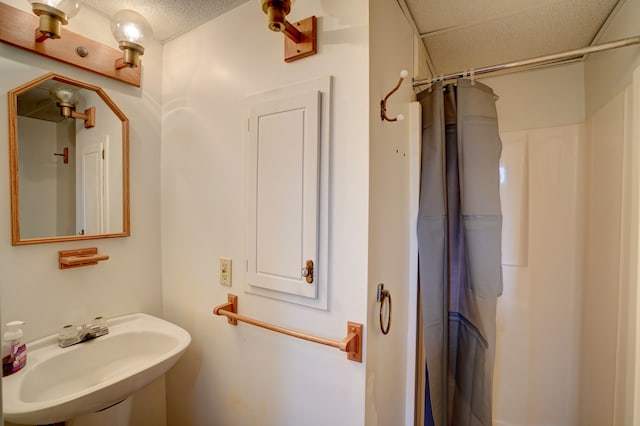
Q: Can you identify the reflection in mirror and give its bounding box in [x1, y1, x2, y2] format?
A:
[9, 73, 130, 245]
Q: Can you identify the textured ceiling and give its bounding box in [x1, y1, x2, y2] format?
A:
[82, 0, 622, 76]
[83, 0, 250, 43]
[403, 0, 621, 77]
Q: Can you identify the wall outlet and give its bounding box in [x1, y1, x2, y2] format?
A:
[220, 257, 232, 286]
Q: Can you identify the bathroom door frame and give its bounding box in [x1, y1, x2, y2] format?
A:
[628, 65, 640, 424]
[406, 101, 421, 426]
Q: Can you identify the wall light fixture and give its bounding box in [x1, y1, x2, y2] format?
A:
[111, 9, 153, 69]
[50, 84, 95, 128]
[259, 0, 317, 62]
[0, 3, 141, 86]
[28, 0, 83, 42]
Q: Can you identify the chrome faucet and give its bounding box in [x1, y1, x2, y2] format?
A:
[58, 316, 109, 348]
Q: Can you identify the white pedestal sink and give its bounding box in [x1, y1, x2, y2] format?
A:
[2, 313, 191, 425]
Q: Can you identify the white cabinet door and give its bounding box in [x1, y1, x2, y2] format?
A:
[246, 91, 320, 299]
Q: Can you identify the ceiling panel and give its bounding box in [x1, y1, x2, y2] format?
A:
[406, 0, 561, 34]
[423, 0, 618, 75]
[83, 0, 249, 42]
[404, 0, 619, 77]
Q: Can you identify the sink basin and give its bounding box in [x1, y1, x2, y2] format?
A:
[2, 313, 191, 425]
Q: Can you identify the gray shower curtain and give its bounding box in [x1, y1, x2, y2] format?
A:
[417, 79, 503, 426]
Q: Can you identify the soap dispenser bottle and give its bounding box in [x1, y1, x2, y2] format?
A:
[2, 321, 26, 377]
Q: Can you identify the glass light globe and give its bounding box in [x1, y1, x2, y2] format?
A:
[110, 9, 152, 45]
[28, 0, 83, 19]
[49, 84, 77, 105]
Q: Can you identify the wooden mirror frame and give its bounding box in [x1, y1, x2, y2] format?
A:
[8, 73, 130, 245]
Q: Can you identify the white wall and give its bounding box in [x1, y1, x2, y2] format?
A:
[17, 117, 59, 238]
[482, 62, 585, 133]
[160, 1, 370, 425]
[55, 120, 76, 236]
[495, 124, 585, 426]
[584, 0, 640, 117]
[579, 87, 631, 426]
[0, 1, 165, 424]
[480, 65, 586, 425]
[367, 1, 415, 425]
[16, 116, 77, 238]
[580, 1, 640, 423]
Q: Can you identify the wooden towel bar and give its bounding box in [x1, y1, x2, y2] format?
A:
[213, 294, 363, 362]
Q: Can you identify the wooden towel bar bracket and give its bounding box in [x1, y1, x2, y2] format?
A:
[213, 294, 363, 363]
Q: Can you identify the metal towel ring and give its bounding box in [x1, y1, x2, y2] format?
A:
[377, 284, 392, 335]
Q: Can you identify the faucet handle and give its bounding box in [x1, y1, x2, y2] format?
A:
[87, 316, 108, 336]
[58, 324, 81, 347]
[85, 323, 100, 334]
[90, 316, 107, 329]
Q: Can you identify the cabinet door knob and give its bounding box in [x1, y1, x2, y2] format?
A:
[301, 259, 314, 284]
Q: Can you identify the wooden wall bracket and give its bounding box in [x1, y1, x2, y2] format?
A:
[284, 16, 317, 63]
[58, 247, 109, 269]
[344, 322, 363, 363]
[53, 147, 69, 163]
[70, 106, 96, 128]
[214, 294, 238, 325]
[0, 2, 141, 87]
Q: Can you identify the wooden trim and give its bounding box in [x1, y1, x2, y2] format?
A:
[121, 119, 131, 237]
[9, 72, 131, 245]
[13, 232, 130, 246]
[96, 84, 131, 237]
[0, 2, 141, 87]
[9, 84, 20, 246]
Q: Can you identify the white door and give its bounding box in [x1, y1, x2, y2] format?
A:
[76, 136, 108, 235]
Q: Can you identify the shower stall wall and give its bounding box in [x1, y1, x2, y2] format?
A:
[494, 122, 584, 426]
[483, 60, 636, 425]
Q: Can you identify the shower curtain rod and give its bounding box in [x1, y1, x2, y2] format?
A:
[412, 36, 640, 87]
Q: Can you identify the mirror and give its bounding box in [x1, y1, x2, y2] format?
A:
[9, 73, 130, 245]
